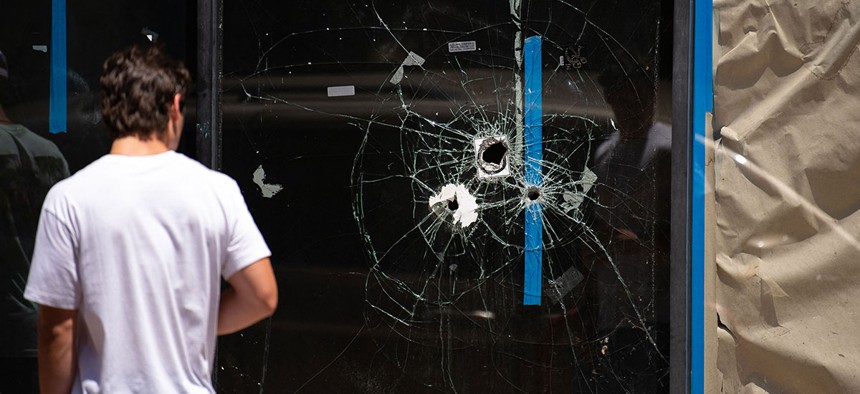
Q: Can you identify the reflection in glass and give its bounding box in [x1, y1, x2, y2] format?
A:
[0, 49, 69, 394]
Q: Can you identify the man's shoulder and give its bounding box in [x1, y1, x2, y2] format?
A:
[54, 151, 239, 189]
[0, 127, 16, 155]
[42, 152, 243, 215]
[168, 153, 240, 191]
[0, 123, 65, 158]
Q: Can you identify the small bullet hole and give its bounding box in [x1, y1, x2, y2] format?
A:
[448, 198, 459, 211]
[527, 187, 540, 201]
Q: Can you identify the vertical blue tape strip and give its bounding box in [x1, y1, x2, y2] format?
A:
[523, 35, 543, 306]
[692, 0, 713, 392]
[49, 0, 67, 134]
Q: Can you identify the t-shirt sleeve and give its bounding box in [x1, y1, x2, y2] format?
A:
[24, 206, 80, 310]
[222, 181, 271, 279]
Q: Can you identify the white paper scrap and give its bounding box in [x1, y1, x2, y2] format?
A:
[390, 51, 426, 84]
[252, 165, 283, 198]
[448, 41, 477, 53]
[327, 85, 356, 97]
[402, 51, 425, 67]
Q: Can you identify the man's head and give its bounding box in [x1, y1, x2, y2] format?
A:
[100, 45, 191, 146]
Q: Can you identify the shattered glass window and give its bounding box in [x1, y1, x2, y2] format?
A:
[219, 0, 673, 392]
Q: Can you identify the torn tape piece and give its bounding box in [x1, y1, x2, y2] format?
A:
[389, 51, 425, 84]
[32, 45, 48, 53]
[448, 41, 477, 53]
[545, 266, 584, 304]
[523, 35, 543, 306]
[579, 167, 597, 193]
[562, 192, 585, 213]
[252, 165, 283, 198]
[561, 167, 598, 212]
[327, 85, 355, 97]
[390, 68, 405, 85]
[49, 0, 67, 134]
[402, 51, 425, 66]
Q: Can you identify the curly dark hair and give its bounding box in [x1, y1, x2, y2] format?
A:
[99, 45, 191, 140]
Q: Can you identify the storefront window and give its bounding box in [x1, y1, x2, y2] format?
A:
[220, 0, 672, 391]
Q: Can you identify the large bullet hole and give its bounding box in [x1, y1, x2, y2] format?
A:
[527, 186, 541, 201]
[476, 136, 510, 177]
[482, 142, 506, 166]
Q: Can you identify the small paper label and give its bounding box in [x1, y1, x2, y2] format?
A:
[327, 85, 355, 97]
[448, 41, 477, 53]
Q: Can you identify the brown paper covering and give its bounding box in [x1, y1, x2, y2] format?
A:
[713, 1, 860, 392]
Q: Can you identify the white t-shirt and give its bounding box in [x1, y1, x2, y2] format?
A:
[24, 151, 271, 393]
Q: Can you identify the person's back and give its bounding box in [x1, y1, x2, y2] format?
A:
[24, 45, 277, 393]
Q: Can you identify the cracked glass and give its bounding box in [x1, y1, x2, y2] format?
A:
[220, 0, 673, 392]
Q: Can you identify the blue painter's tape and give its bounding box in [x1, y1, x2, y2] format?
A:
[524, 203, 543, 305]
[49, 0, 67, 134]
[692, 0, 713, 392]
[523, 35, 543, 306]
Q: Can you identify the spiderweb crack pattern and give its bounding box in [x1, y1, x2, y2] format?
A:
[223, 0, 669, 391]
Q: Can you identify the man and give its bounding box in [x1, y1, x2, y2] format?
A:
[0, 49, 69, 393]
[24, 45, 278, 393]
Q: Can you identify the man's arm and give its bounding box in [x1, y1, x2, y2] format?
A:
[218, 257, 278, 335]
[37, 305, 77, 394]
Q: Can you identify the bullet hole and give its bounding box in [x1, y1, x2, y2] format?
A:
[428, 184, 479, 228]
[447, 197, 459, 211]
[482, 142, 506, 166]
[527, 186, 541, 201]
[475, 136, 510, 178]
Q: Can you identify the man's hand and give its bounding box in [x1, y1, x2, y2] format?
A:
[218, 258, 278, 335]
[38, 305, 77, 394]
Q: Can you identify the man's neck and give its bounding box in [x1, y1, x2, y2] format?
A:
[110, 135, 171, 156]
